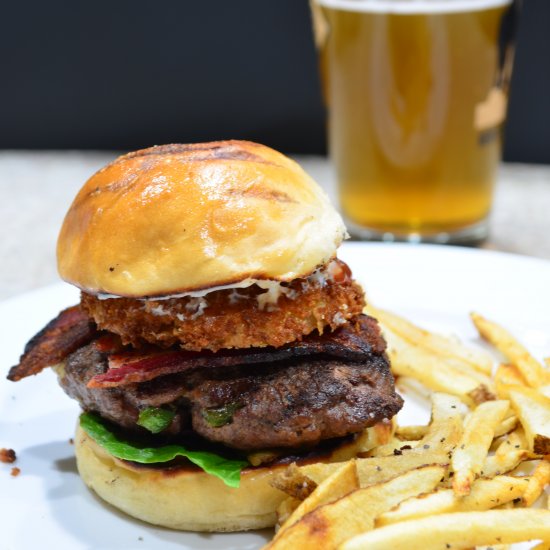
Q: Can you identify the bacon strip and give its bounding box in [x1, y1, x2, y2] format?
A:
[88, 315, 383, 388]
[89, 349, 208, 387]
[7, 306, 97, 381]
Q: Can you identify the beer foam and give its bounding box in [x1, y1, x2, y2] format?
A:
[316, 0, 512, 14]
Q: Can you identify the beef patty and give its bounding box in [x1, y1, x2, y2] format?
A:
[58, 319, 402, 451]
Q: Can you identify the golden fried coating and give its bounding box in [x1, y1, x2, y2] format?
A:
[81, 260, 365, 352]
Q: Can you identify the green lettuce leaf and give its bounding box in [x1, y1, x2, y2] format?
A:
[137, 407, 175, 433]
[80, 412, 248, 488]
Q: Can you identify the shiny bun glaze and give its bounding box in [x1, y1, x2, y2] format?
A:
[57, 141, 347, 298]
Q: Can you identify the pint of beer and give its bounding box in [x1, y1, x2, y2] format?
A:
[314, 0, 517, 242]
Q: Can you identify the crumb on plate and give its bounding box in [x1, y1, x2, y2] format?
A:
[0, 448, 16, 463]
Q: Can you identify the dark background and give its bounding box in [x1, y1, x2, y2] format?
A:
[2, 0, 548, 162]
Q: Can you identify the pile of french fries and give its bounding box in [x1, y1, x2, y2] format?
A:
[264, 310, 550, 549]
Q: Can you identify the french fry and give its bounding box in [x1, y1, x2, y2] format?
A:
[365, 437, 418, 458]
[352, 421, 395, 455]
[276, 497, 300, 529]
[270, 463, 318, 500]
[275, 460, 359, 536]
[457, 364, 496, 393]
[271, 422, 399, 499]
[266, 307, 550, 550]
[522, 459, 550, 506]
[481, 427, 532, 478]
[468, 385, 498, 406]
[341, 509, 550, 550]
[370, 307, 494, 375]
[490, 416, 519, 453]
[495, 363, 528, 399]
[253, 423, 393, 469]
[452, 400, 509, 495]
[471, 312, 549, 388]
[266, 465, 445, 550]
[482, 450, 531, 478]
[366, 397, 463, 457]
[365, 392, 464, 462]
[494, 414, 518, 437]
[294, 448, 451, 490]
[330, 422, 396, 464]
[383, 326, 495, 405]
[532, 543, 550, 550]
[509, 386, 550, 454]
[487, 428, 525, 458]
[277, 393, 460, 491]
[396, 424, 428, 441]
[503, 428, 529, 451]
[319, 421, 396, 464]
[376, 476, 527, 527]
[417, 392, 464, 452]
[494, 430, 523, 456]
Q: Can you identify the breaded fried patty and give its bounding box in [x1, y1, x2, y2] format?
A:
[81, 259, 365, 352]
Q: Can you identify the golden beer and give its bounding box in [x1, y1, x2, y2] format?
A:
[316, 0, 515, 241]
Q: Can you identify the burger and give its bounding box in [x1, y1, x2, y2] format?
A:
[7, 141, 402, 532]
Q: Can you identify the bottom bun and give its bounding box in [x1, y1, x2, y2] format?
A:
[75, 421, 391, 532]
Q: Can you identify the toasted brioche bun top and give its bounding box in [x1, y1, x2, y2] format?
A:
[57, 141, 346, 297]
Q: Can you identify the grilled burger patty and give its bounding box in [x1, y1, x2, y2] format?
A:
[58, 317, 402, 451]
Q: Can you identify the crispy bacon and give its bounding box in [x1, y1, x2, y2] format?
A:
[7, 305, 384, 390]
[88, 315, 384, 388]
[7, 306, 97, 381]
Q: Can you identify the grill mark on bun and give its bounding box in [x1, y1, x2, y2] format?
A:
[229, 187, 295, 204]
[90, 172, 139, 196]
[79, 145, 286, 204]
[122, 141, 280, 167]
[70, 139, 301, 218]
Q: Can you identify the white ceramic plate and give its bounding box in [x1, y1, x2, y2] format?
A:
[1, 243, 550, 550]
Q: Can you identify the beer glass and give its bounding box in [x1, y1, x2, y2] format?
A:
[313, 0, 518, 243]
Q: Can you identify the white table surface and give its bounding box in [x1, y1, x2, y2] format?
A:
[0, 151, 549, 301]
